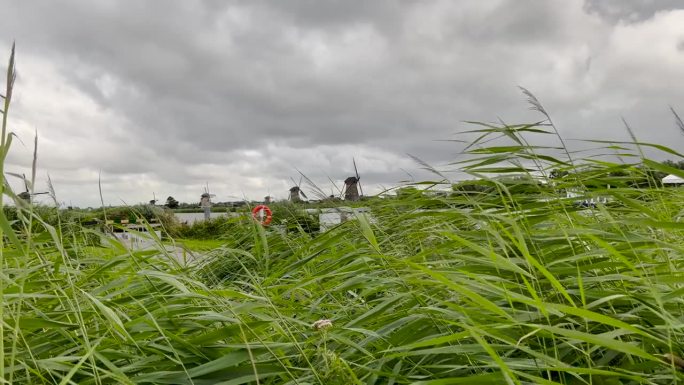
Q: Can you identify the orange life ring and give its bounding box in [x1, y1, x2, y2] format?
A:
[251, 205, 273, 225]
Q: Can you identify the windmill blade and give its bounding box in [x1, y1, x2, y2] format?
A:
[296, 169, 328, 200]
[204, 182, 216, 197]
[353, 158, 364, 197]
[339, 181, 346, 199]
[299, 189, 308, 199]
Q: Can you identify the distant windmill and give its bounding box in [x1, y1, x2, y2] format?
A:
[342, 158, 363, 201]
[289, 176, 308, 202]
[7, 172, 50, 204]
[200, 183, 216, 220]
[149, 192, 157, 205]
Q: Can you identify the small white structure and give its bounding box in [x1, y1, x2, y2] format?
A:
[304, 207, 373, 232]
[662, 174, 684, 186]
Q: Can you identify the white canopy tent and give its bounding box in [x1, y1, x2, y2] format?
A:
[662, 174, 684, 185]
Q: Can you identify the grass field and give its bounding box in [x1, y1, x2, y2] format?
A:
[4, 45, 684, 384]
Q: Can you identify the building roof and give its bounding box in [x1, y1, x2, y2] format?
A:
[662, 174, 684, 184]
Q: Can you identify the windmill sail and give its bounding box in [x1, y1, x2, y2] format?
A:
[289, 173, 313, 202]
[353, 158, 364, 197]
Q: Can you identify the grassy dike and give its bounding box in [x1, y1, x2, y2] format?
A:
[3, 46, 684, 384]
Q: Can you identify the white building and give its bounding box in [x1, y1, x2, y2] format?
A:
[663, 174, 684, 186]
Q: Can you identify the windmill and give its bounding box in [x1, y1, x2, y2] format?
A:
[7, 172, 50, 204]
[149, 192, 157, 205]
[342, 158, 363, 201]
[289, 176, 308, 203]
[200, 183, 216, 220]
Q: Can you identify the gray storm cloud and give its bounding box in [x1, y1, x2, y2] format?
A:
[0, 0, 683, 206]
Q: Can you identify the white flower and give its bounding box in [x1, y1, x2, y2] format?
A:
[312, 319, 333, 330]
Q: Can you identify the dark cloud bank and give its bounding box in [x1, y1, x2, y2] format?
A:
[0, 0, 682, 206]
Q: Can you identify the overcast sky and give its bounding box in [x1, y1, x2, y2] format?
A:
[1, 0, 683, 207]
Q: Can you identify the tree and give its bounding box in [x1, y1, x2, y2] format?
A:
[165, 196, 179, 209]
[663, 159, 684, 170]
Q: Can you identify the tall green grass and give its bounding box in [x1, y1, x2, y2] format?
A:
[3, 46, 684, 384]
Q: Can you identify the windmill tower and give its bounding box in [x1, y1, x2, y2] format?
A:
[343, 177, 360, 201]
[342, 159, 363, 201]
[289, 186, 307, 202]
[289, 176, 308, 202]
